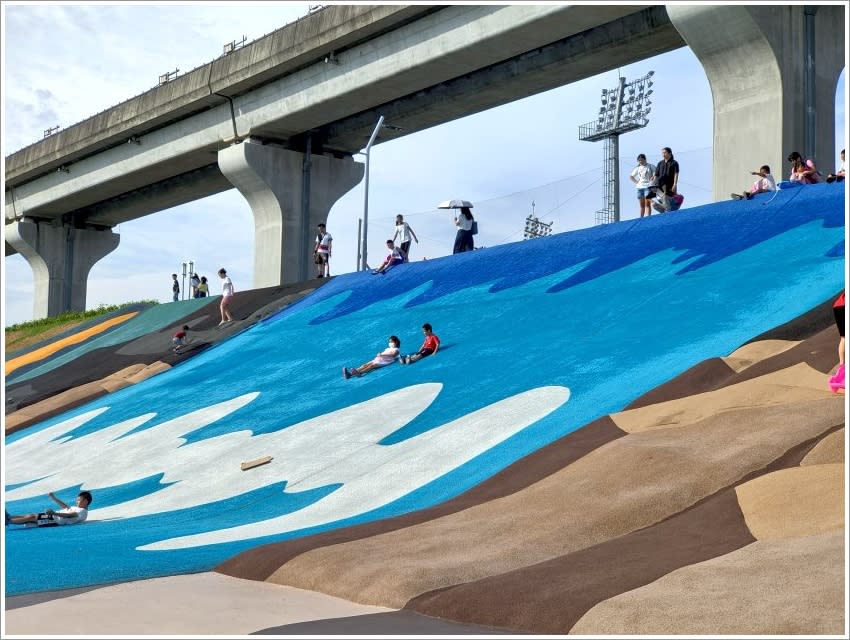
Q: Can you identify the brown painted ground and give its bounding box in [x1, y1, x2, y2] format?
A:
[215, 302, 846, 636]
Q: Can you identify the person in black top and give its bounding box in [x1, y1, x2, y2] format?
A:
[654, 147, 680, 212]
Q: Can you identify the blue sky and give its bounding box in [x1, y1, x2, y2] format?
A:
[2, 2, 847, 327]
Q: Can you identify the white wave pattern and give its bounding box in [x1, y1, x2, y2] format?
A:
[5, 384, 569, 551]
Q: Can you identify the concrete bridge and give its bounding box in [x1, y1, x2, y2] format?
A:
[4, 4, 844, 319]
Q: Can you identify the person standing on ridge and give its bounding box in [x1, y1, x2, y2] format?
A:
[171, 273, 180, 302]
[218, 268, 234, 326]
[629, 153, 656, 217]
[392, 214, 419, 262]
[655, 147, 680, 212]
[190, 272, 201, 298]
[314, 223, 333, 278]
[453, 207, 475, 254]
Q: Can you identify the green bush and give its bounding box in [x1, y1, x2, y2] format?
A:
[5, 300, 159, 333]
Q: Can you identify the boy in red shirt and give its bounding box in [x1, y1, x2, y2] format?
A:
[172, 325, 191, 353]
[400, 323, 440, 364]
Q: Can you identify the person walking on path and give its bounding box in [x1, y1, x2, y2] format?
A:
[730, 165, 776, 200]
[392, 214, 419, 262]
[453, 207, 475, 254]
[343, 336, 401, 379]
[654, 147, 680, 212]
[218, 268, 234, 325]
[314, 223, 333, 278]
[400, 323, 440, 364]
[171, 273, 180, 302]
[629, 153, 656, 217]
[6, 491, 92, 527]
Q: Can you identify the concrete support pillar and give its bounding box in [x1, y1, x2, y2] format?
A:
[6, 219, 119, 320]
[666, 5, 845, 201]
[218, 139, 364, 288]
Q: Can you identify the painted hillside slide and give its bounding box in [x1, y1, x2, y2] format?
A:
[4, 185, 845, 620]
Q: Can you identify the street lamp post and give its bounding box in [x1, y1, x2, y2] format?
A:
[360, 115, 385, 271]
[578, 71, 654, 224]
[188, 260, 195, 298]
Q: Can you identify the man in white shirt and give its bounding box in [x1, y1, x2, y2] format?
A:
[6, 491, 92, 527]
[314, 223, 333, 278]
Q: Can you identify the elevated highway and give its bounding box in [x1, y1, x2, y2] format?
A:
[4, 4, 844, 319]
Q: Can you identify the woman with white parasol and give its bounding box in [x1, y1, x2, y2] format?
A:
[439, 199, 476, 254]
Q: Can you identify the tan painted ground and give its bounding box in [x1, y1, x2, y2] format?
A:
[5, 362, 171, 435]
[721, 338, 801, 372]
[571, 531, 844, 635]
[801, 427, 845, 465]
[610, 362, 834, 433]
[3, 572, 393, 635]
[267, 394, 842, 608]
[735, 464, 844, 540]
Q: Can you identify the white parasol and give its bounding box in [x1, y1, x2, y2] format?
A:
[437, 199, 474, 209]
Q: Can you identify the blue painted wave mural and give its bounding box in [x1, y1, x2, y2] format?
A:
[4, 184, 844, 595]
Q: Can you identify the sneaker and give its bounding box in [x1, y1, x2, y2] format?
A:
[342, 367, 351, 380]
[400, 356, 408, 364]
[730, 193, 743, 200]
[826, 175, 836, 184]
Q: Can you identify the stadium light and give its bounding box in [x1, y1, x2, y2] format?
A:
[577, 70, 655, 225]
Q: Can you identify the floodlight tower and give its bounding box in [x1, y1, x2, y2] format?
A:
[578, 71, 654, 224]
[523, 201, 554, 240]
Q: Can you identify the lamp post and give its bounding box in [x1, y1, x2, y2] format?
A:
[360, 115, 385, 272]
[188, 260, 195, 298]
[578, 70, 654, 224]
[181, 262, 187, 301]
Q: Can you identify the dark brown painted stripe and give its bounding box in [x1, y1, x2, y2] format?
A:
[403, 423, 844, 635]
[406, 487, 754, 635]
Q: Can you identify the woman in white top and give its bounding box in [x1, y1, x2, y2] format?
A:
[217, 268, 235, 325]
[629, 153, 656, 218]
[453, 207, 475, 254]
[343, 335, 401, 379]
[392, 214, 419, 261]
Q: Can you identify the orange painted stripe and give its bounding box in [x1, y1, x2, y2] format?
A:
[5, 311, 139, 376]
